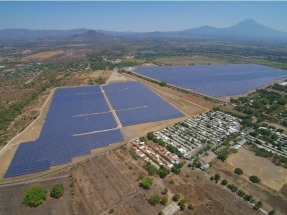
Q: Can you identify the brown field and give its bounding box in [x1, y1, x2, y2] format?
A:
[0, 144, 269, 215]
[166, 168, 261, 215]
[0, 175, 72, 215]
[207, 149, 287, 215]
[228, 148, 287, 191]
[21, 50, 64, 62]
[152, 55, 229, 65]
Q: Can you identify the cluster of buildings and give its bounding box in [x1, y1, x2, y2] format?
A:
[246, 129, 287, 158]
[130, 139, 180, 169]
[154, 111, 242, 159]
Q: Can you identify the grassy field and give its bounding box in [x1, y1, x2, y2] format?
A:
[152, 55, 229, 65]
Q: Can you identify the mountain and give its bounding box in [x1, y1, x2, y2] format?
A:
[0, 19, 286, 44]
[0, 28, 89, 41]
[66, 30, 119, 43]
[179, 19, 287, 43]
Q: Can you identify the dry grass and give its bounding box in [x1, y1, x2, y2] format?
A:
[21, 50, 64, 62]
[227, 148, 287, 191]
[153, 55, 229, 65]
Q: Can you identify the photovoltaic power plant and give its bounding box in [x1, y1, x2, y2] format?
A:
[103, 81, 184, 126]
[135, 64, 287, 97]
[5, 81, 184, 177]
[5, 85, 124, 177]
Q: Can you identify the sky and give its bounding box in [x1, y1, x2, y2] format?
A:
[0, 1, 287, 32]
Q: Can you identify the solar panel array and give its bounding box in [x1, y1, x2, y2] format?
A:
[5, 86, 124, 178]
[135, 64, 287, 97]
[104, 81, 184, 126]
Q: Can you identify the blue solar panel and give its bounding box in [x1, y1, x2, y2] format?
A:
[104, 81, 184, 126]
[5, 85, 124, 178]
[135, 64, 287, 97]
[6, 81, 182, 177]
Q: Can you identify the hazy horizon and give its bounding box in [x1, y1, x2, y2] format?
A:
[0, 1, 287, 32]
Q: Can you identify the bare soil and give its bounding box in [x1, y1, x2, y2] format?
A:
[228, 148, 287, 191]
[21, 51, 64, 62]
[0, 176, 72, 215]
[208, 151, 287, 215]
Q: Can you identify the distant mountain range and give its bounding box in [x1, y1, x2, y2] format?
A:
[0, 19, 286, 44]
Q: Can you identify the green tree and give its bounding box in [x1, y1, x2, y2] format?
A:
[268, 210, 276, 215]
[23, 185, 47, 207]
[50, 184, 64, 199]
[249, 176, 261, 183]
[157, 166, 170, 178]
[253, 201, 263, 210]
[234, 168, 243, 175]
[148, 195, 161, 206]
[221, 179, 228, 186]
[178, 199, 186, 211]
[159, 81, 167, 86]
[218, 150, 228, 161]
[139, 177, 153, 190]
[214, 173, 221, 182]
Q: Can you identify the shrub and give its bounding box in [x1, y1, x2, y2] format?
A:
[234, 168, 243, 175]
[161, 187, 168, 195]
[23, 185, 47, 207]
[214, 173, 221, 182]
[172, 194, 180, 202]
[268, 210, 276, 215]
[160, 196, 168, 205]
[157, 166, 170, 178]
[50, 184, 64, 199]
[171, 166, 180, 175]
[178, 199, 186, 211]
[221, 179, 228, 186]
[253, 201, 263, 210]
[188, 204, 194, 210]
[139, 177, 153, 190]
[249, 176, 261, 183]
[144, 162, 158, 176]
[149, 195, 161, 206]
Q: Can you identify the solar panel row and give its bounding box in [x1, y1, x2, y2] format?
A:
[104, 81, 184, 126]
[5, 86, 123, 178]
[135, 64, 287, 97]
[6, 81, 183, 177]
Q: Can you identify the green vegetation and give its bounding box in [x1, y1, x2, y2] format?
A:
[87, 52, 115, 70]
[23, 185, 48, 207]
[148, 195, 161, 206]
[249, 175, 261, 183]
[166, 144, 183, 158]
[159, 81, 167, 86]
[234, 168, 243, 175]
[178, 199, 186, 211]
[50, 184, 64, 199]
[221, 179, 228, 186]
[144, 162, 158, 176]
[172, 194, 181, 202]
[214, 173, 221, 183]
[253, 201, 263, 210]
[148, 195, 168, 206]
[232, 89, 287, 126]
[129, 149, 140, 160]
[268, 210, 277, 215]
[139, 137, 147, 143]
[157, 166, 170, 178]
[139, 177, 153, 190]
